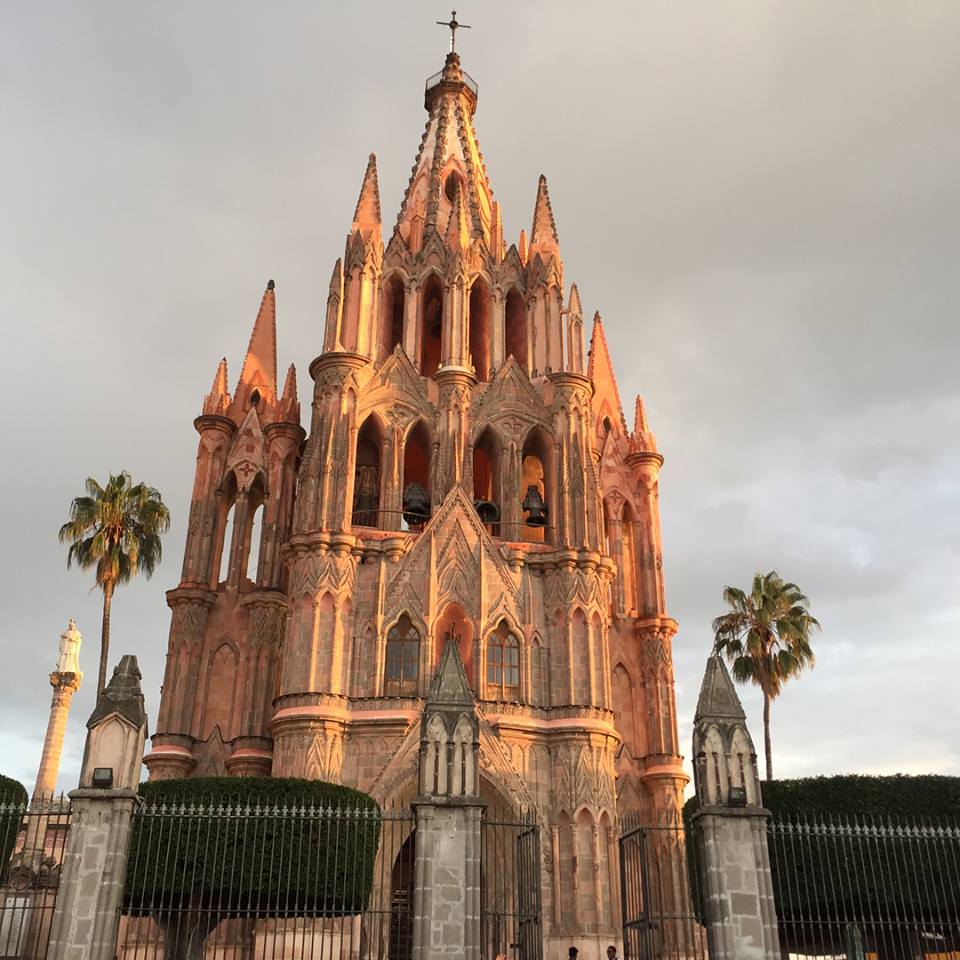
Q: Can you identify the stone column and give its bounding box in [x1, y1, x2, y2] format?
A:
[48, 656, 148, 960]
[690, 656, 780, 960]
[412, 638, 484, 960]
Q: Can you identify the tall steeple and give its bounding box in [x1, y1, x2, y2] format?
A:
[394, 52, 494, 253]
[234, 279, 278, 412]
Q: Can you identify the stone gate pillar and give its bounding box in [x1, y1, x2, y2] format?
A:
[47, 656, 148, 960]
[690, 655, 780, 960]
[412, 637, 484, 960]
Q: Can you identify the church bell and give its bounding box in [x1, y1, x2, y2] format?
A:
[522, 484, 549, 527]
[402, 483, 431, 526]
[473, 499, 501, 524]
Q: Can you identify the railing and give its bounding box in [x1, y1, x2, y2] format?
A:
[425, 69, 478, 96]
[619, 814, 707, 960]
[118, 800, 416, 960]
[769, 814, 960, 959]
[0, 797, 71, 960]
[480, 809, 542, 960]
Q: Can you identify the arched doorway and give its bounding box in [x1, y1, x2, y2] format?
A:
[389, 832, 416, 960]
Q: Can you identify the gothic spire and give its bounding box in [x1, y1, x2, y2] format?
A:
[588, 311, 626, 431]
[395, 52, 494, 253]
[568, 282, 583, 318]
[351, 153, 382, 242]
[529, 174, 560, 258]
[236, 279, 278, 404]
[202, 357, 230, 416]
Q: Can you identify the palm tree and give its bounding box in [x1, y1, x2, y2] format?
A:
[712, 570, 820, 781]
[59, 472, 171, 696]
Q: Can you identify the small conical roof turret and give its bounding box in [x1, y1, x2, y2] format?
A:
[568, 282, 583, 318]
[529, 174, 560, 258]
[202, 357, 231, 416]
[351, 153, 382, 243]
[588, 311, 626, 432]
[632, 396, 659, 454]
[694, 655, 746, 725]
[235, 279, 278, 409]
[276, 363, 300, 424]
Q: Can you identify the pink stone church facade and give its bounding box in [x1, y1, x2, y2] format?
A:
[146, 51, 687, 952]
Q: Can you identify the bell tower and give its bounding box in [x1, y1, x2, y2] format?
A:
[148, 44, 689, 960]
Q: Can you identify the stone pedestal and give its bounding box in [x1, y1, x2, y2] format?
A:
[411, 637, 484, 960]
[47, 655, 148, 960]
[693, 808, 779, 960]
[413, 801, 483, 960]
[690, 656, 780, 960]
[47, 789, 139, 960]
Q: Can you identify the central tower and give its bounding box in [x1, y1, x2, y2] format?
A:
[148, 50, 687, 958]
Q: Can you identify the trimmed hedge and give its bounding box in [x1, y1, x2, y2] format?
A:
[0, 775, 28, 883]
[685, 775, 960, 951]
[124, 777, 381, 921]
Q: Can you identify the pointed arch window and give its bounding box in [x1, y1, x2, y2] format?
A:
[384, 614, 420, 697]
[486, 621, 521, 701]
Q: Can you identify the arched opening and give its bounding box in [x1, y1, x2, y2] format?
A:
[245, 501, 263, 583]
[213, 473, 238, 586]
[486, 620, 521, 702]
[444, 170, 463, 205]
[353, 416, 383, 528]
[420, 275, 443, 377]
[504, 288, 527, 371]
[435, 603, 474, 688]
[380, 274, 405, 362]
[468, 278, 491, 381]
[472, 427, 501, 535]
[389, 831, 416, 960]
[402, 420, 432, 530]
[621, 501, 638, 614]
[520, 427, 552, 544]
[384, 614, 420, 697]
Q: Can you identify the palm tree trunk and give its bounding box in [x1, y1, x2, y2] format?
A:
[98, 580, 114, 696]
[763, 691, 773, 781]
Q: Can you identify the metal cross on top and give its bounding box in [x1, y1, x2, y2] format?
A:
[436, 10, 470, 53]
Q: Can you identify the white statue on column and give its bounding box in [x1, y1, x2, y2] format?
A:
[56, 619, 83, 676]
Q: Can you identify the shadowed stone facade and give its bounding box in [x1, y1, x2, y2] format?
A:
[146, 49, 688, 959]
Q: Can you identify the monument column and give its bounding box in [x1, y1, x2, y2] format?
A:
[34, 620, 83, 804]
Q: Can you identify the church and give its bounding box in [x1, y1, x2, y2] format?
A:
[146, 44, 688, 950]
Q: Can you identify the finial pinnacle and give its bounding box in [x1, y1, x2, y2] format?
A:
[267, 279, 275, 291]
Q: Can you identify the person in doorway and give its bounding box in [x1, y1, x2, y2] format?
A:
[568, 949, 579, 960]
[606, 946, 621, 960]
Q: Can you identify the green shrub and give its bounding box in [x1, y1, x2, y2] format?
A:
[0, 775, 28, 883]
[686, 775, 960, 953]
[123, 777, 381, 933]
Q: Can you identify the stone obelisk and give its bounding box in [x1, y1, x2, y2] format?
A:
[33, 620, 83, 804]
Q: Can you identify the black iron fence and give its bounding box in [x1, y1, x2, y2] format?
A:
[0, 797, 71, 960]
[769, 814, 960, 960]
[480, 809, 542, 960]
[619, 814, 707, 960]
[118, 799, 416, 960]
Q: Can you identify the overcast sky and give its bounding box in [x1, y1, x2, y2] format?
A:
[2, 1, 958, 796]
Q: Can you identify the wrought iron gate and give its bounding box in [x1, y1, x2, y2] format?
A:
[481, 809, 543, 960]
[619, 818, 707, 960]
